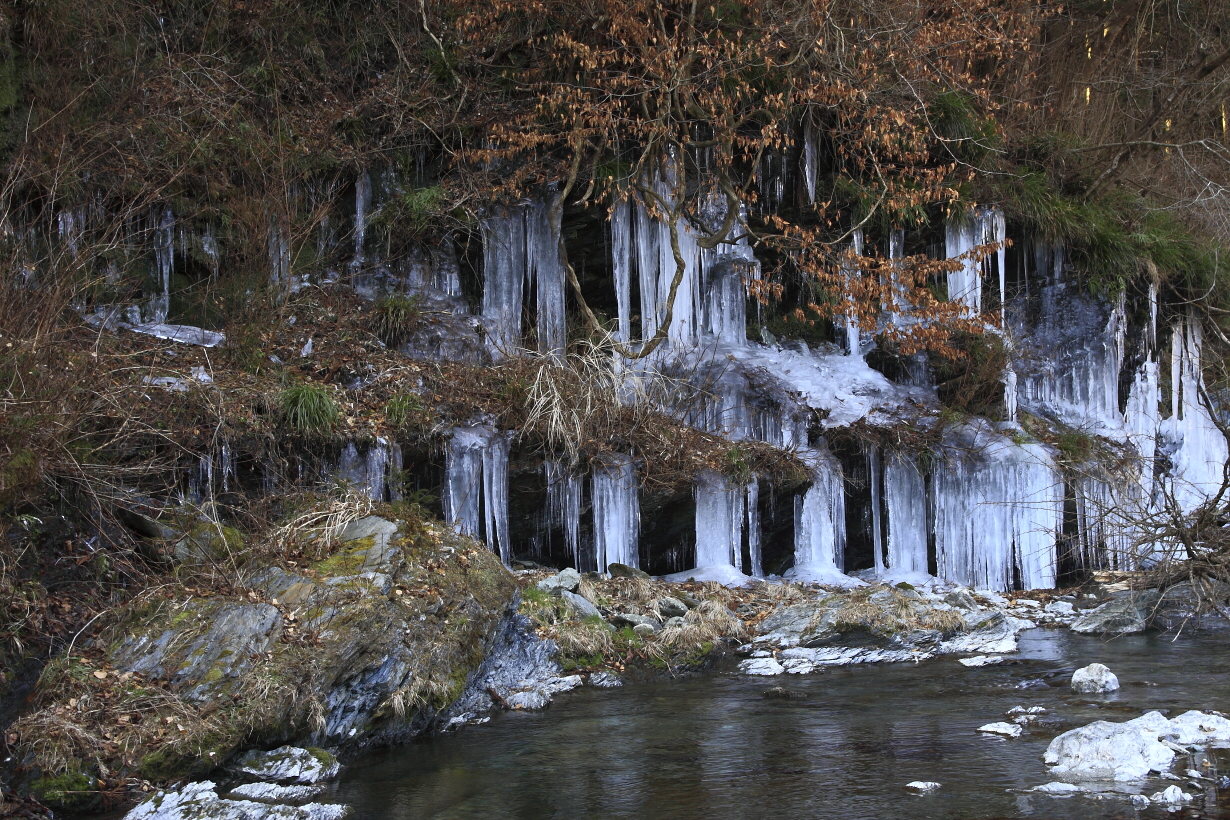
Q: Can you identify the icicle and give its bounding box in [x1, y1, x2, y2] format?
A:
[887, 228, 906, 323]
[479, 209, 528, 355]
[1160, 314, 1229, 512]
[444, 426, 511, 562]
[884, 452, 928, 576]
[868, 447, 885, 575]
[334, 438, 396, 501]
[1004, 365, 1018, 424]
[1015, 246, 1128, 433]
[931, 424, 1061, 590]
[527, 200, 566, 354]
[482, 435, 511, 564]
[592, 454, 640, 571]
[746, 479, 763, 577]
[788, 446, 850, 584]
[269, 222, 291, 288]
[945, 210, 980, 314]
[479, 199, 566, 355]
[843, 229, 864, 356]
[802, 122, 818, 204]
[545, 460, 584, 568]
[353, 170, 370, 269]
[1072, 473, 1147, 572]
[671, 470, 748, 585]
[148, 208, 174, 323]
[612, 199, 634, 344]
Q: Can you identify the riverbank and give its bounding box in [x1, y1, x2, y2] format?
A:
[86, 529, 1230, 818]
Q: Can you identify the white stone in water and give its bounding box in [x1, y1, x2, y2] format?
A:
[1164, 710, 1230, 747]
[234, 746, 341, 785]
[1071, 663, 1119, 694]
[738, 657, 785, 676]
[958, 655, 1003, 667]
[1029, 782, 1086, 795]
[228, 782, 324, 804]
[589, 672, 623, 688]
[1043, 720, 1174, 781]
[1149, 785, 1193, 805]
[977, 721, 1023, 738]
[905, 781, 941, 792]
[125, 780, 350, 820]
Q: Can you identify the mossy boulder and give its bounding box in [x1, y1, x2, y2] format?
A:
[9, 512, 517, 794]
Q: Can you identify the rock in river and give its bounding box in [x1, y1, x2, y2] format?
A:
[1070, 662, 1119, 694]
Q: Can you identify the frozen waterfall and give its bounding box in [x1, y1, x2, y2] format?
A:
[444, 426, 511, 563]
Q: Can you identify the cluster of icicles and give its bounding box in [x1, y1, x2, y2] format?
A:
[119, 165, 1225, 590]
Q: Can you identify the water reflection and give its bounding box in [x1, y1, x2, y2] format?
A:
[332, 630, 1230, 819]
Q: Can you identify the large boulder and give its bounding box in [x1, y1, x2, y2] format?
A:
[1043, 719, 1175, 781]
[1069, 591, 1160, 635]
[123, 780, 348, 820]
[11, 514, 518, 790]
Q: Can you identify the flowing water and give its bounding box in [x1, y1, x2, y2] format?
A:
[330, 629, 1230, 819]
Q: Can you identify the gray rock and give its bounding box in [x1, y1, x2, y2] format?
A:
[977, 721, 1023, 738]
[663, 616, 685, 629]
[944, 589, 979, 610]
[905, 781, 941, 792]
[113, 601, 282, 699]
[589, 672, 623, 688]
[609, 612, 661, 631]
[1029, 782, 1086, 795]
[739, 657, 785, 675]
[227, 783, 324, 804]
[1071, 662, 1120, 694]
[561, 590, 601, 619]
[234, 747, 341, 785]
[939, 610, 1018, 654]
[124, 781, 349, 819]
[655, 596, 688, 619]
[1164, 710, 1230, 746]
[1043, 719, 1174, 781]
[632, 623, 656, 637]
[443, 613, 566, 720]
[1149, 785, 1193, 805]
[537, 568, 582, 594]
[1070, 591, 1159, 635]
[958, 655, 1003, 667]
[607, 563, 651, 580]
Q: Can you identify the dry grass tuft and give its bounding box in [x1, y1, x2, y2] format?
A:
[657, 600, 745, 652]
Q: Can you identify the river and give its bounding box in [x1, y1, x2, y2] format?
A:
[329, 629, 1229, 819]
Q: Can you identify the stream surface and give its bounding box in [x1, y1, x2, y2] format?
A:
[330, 629, 1230, 819]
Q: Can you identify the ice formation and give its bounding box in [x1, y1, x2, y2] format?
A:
[77, 160, 1226, 589]
[480, 200, 567, 355]
[592, 454, 640, 570]
[444, 426, 511, 563]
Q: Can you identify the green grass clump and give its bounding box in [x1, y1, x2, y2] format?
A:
[373, 294, 421, 346]
[278, 383, 339, 435]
